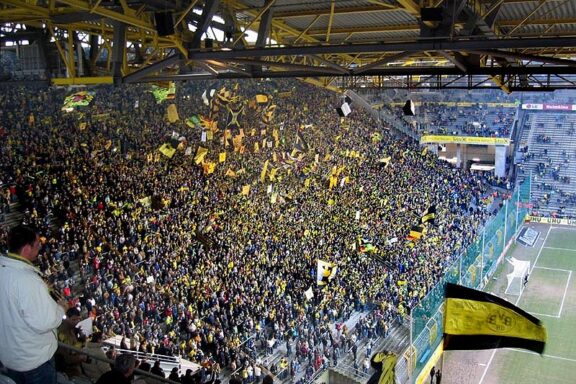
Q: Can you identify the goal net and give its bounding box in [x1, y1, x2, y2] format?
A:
[505, 257, 531, 296]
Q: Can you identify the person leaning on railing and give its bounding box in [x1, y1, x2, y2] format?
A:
[0, 225, 67, 384]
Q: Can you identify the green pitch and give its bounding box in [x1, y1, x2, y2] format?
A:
[443, 224, 576, 384]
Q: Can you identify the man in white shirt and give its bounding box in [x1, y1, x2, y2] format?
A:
[0, 225, 66, 384]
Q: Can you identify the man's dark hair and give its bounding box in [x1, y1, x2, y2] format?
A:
[66, 307, 81, 318]
[263, 374, 274, 384]
[7, 225, 37, 254]
[91, 332, 103, 343]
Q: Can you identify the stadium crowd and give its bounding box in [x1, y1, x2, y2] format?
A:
[0, 79, 493, 383]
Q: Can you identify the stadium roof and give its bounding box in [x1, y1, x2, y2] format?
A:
[1, 0, 576, 91]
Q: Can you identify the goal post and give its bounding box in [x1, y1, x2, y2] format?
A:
[505, 257, 531, 296]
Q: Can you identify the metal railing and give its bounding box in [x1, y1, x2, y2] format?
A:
[57, 341, 181, 384]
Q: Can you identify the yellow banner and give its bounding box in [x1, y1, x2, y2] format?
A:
[194, 147, 208, 165]
[158, 143, 176, 158]
[260, 160, 269, 183]
[445, 298, 546, 342]
[527, 216, 576, 226]
[420, 135, 510, 145]
[166, 104, 179, 123]
[390, 101, 519, 108]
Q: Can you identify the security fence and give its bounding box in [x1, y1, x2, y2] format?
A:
[409, 179, 531, 380]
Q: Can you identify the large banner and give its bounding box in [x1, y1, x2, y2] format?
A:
[522, 103, 576, 111]
[420, 135, 510, 145]
[390, 101, 518, 108]
[527, 216, 576, 226]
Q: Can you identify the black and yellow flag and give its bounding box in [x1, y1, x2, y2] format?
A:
[367, 352, 397, 384]
[421, 205, 436, 225]
[407, 224, 424, 241]
[444, 283, 547, 353]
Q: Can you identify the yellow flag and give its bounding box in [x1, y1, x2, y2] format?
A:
[304, 178, 311, 188]
[225, 168, 236, 177]
[444, 283, 547, 353]
[329, 175, 337, 189]
[206, 130, 213, 141]
[194, 146, 208, 165]
[219, 152, 226, 163]
[273, 153, 278, 162]
[260, 160, 269, 183]
[241, 185, 251, 196]
[271, 192, 278, 204]
[203, 161, 216, 174]
[233, 135, 243, 151]
[159, 143, 176, 158]
[167, 104, 179, 123]
[269, 168, 278, 182]
[254, 142, 260, 153]
[79, 122, 87, 130]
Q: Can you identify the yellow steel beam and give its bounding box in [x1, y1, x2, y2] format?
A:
[305, 23, 420, 36]
[52, 76, 114, 85]
[396, 0, 420, 16]
[506, 0, 547, 36]
[0, 0, 49, 16]
[67, 27, 76, 78]
[55, 0, 156, 32]
[366, 0, 397, 9]
[482, 0, 505, 18]
[274, 5, 399, 18]
[326, 0, 335, 43]
[498, 17, 576, 27]
[174, 0, 200, 28]
[47, 24, 73, 75]
[233, 0, 276, 46]
[293, 15, 321, 44]
[490, 75, 510, 94]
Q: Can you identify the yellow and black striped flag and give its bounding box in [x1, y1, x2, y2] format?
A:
[444, 283, 547, 353]
[421, 205, 436, 225]
[407, 224, 424, 241]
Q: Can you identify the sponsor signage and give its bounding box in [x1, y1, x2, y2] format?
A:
[420, 135, 510, 146]
[521, 103, 543, 110]
[522, 103, 576, 111]
[527, 216, 576, 226]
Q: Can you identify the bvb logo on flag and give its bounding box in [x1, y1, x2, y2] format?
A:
[487, 309, 515, 333]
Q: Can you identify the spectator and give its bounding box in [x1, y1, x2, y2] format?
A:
[150, 361, 164, 378]
[56, 307, 87, 378]
[95, 354, 137, 384]
[82, 332, 111, 382]
[0, 225, 66, 384]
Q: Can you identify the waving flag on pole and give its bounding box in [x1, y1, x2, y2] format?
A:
[444, 283, 547, 353]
